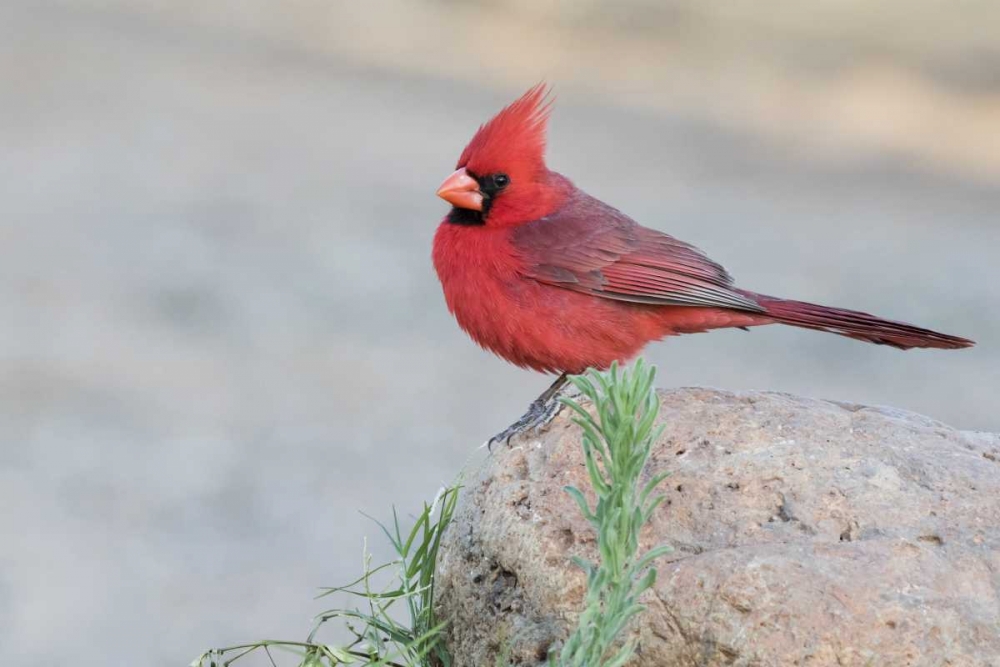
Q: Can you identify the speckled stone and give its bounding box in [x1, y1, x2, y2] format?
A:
[435, 388, 1000, 666]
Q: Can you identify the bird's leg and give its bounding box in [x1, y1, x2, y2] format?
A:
[487, 373, 570, 451]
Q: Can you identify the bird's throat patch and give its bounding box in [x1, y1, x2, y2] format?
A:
[447, 206, 486, 226]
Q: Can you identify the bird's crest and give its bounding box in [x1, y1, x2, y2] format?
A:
[458, 84, 553, 178]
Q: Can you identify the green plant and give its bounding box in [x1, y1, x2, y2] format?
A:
[191, 484, 459, 667]
[193, 359, 669, 667]
[554, 359, 671, 667]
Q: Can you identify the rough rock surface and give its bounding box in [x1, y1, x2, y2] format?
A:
[435, 388, 1000, 666]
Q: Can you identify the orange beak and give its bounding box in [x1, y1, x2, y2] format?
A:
[436, 168, 483, 211]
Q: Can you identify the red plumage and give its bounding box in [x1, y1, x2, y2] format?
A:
[433, 85, 973, 376]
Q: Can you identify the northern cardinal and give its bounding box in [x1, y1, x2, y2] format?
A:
[432, 85, 973, 446]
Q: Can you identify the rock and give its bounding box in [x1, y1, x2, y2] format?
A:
[434, 388, 1000, 666]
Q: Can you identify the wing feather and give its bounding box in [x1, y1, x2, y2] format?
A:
[511, 189, 763, 313]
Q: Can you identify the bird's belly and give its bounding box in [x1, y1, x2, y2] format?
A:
[444, 272, 664, 374]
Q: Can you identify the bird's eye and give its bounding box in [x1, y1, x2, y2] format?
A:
[478, 173, 510, 200]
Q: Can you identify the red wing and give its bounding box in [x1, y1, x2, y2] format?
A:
[511, 191, 764, 313]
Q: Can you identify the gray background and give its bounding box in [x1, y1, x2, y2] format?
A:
[1, 1, 998, 665]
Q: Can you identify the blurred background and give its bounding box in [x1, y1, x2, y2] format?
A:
[1, 0, 998, 665]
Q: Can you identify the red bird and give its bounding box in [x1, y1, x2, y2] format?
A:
[432, 85, 973, 446]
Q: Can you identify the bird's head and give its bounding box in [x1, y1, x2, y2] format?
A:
[437, 84, 569, 228]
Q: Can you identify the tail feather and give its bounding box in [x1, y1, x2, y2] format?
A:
[748, 292, 974, 350]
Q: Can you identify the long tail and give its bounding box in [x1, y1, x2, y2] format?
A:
[746, 292, 974, 350]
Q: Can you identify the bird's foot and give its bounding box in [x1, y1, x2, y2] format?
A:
[484, 373, 572, 452]
[486, 394, 565, 451]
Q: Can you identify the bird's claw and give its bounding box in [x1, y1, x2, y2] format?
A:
[487, 395, 564, 452]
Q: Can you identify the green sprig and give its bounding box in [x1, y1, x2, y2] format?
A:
[192, 484, 460, 667]
[554, 359, 671, 667]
